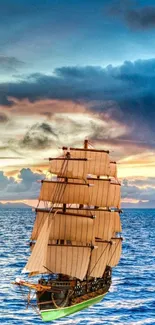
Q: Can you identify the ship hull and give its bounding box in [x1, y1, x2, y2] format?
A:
[40, 292, 107, 321]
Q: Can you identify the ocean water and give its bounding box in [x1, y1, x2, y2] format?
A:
[0, 208, 155, 325]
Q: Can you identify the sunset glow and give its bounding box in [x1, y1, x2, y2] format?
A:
[0, 1, 155, 208]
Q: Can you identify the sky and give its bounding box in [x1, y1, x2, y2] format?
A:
[1, 0, 155, 207]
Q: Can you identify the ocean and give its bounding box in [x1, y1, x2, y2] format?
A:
[0, 208, 154, 325]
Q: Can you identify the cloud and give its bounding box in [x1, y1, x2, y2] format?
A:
[20, 127, 52, 150]
[21, 113, 128, 149]
[121, 177, 155, 201]
[1, 167, 155, 203]
[1, 59, 155, 145]
[2, 98, 87, 115]
[125, 177, 155, 188]
[0, 61, 151, 112]
[0, 59, 155, 172]
[0, 55, 24, 73]
[108, 2, 155, 30]
[19, 122, 58, 150]
[0, 112, 9, 123]
[0, 168, 44, 200]
[39, 122, 57, 136]
[126, 7, 155, 29]
[1, 59, 155, 115]
[0, 171, 13, 190]
[0, 109, 129, 176]
[0, 65, 125, 103]
[18, 120, 63, 151]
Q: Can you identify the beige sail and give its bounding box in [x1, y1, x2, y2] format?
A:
[46, 245, 91, 280]
[114, 212, 122, 233]
[39, 180, 90, 205]
[89, 242, 110, 277]
[94, 210, 121, 240]
[65, 208, 122, 237]
[31, 210, 95, 244]
[22, 218, 50, 275]
[62, 148, 110, 176]
[49, 157, 118, 180]
[88, 179, 121, 208]
[107, 238, 122, 267]
[23, 215, 92, 279]
[31, 211, 47, 240]
[49, 158, 86, 179]
[22, 140, 123, 283]
[39, 179, 120, 208]
[109, 162, 117, 178]
[108, 183, 121, 208]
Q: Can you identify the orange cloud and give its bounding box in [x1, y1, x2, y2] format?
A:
[1, 97, 88, 115]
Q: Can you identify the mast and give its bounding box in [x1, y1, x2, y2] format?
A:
[79, 139, 88, 208]
[84, 139, 88, 149]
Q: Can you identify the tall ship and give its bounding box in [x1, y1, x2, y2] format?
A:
[14, 139, 122, 322]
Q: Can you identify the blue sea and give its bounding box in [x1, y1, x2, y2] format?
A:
[0, 208, 155, 324]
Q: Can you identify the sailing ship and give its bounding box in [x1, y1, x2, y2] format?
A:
[14, 139, 122, 322]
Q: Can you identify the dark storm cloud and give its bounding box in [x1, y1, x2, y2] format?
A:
[39, 123, 57, 136]
[1, 66, 123, 103]
[20, 127, 50, 150]
[1, 59, 155, 103]
[0, 55, 24, 73]
[126, 7, 155, 29]
[20, 123, 58, 150]
[1, 58, 155, 147]
[21, 133, 50, 150]
[108, 2, 155, 29]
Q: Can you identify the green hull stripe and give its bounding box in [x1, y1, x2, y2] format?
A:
[40, 293, 107, 322]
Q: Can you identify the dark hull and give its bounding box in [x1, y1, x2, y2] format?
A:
[37, 271, 112, 321]
[40, 290, 108, 321]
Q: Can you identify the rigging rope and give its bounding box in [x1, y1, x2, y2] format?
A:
[88, 242, 110, 276]
[31, 143, 121, 279]
[108, 238, 121, 265]
[51, 290, 73, 309]
[34, 156, 69, 239]
[19, 283, 41, 317]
